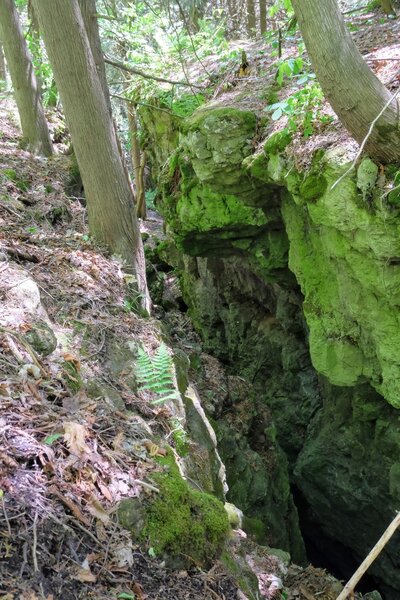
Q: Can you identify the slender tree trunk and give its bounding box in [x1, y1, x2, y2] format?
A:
[292, 0, 400, 163]
[0, 0, 52, 155]
[33, 0, 150, 311]
[79, 0, 133, 193]
[127, 103, 146, 220]
[227, 0, 240, 37]
[246, 0, 256, 36]
[380, 0, 396, 15]
[0, 43, 6, 82]
[259, 0, 267, 35]
[78, 0, 111, 114]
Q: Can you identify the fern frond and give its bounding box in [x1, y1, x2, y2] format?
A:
[135, 342, 178, 405]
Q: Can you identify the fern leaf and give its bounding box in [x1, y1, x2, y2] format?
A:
[151, 392, 180, 404]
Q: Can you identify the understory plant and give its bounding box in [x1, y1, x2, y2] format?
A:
[135, 342, 179, 404]
[266, 81, 332, 137]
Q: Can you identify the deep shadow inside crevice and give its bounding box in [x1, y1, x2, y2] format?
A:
[292, 485, 382, 597]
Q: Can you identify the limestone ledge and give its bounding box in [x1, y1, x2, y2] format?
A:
[153, 99, 400, 408]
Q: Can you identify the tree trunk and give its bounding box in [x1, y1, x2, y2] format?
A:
[380, 0, 396, 15]
[259, 0, 267, 35]
[291, 0, 400, 163]
[0, 43, 6, 82]
[33, 0, 150, 311]
[0, 0, 52, 155]
[77, 0, 111, 114]
[127, 103, 146, 220]
[246, 0, 256, 36]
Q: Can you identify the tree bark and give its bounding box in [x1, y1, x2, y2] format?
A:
[292, 0, 400, 163]
[0, 0, 52, 155]
[380, 0, 396, 15]
[0, 43, 6, 82]
[127, 103, 146, 220]
[246, 0, 256, 36]
[33, 0, 150, 310]
[259, 0, 267, 35]
[78, 0, 111, 114]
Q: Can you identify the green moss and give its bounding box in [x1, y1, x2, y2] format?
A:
[143, 451, 230, 566]
[183, 106, 256, 134]
[264, 130, 292, 154]
[2, 168, 30, 191]
[176, 184, 268, 233]
[282, 154, 400, 406]
[61, 360, 83, 393]
[242, 516, 266, 543]
[299, 173, 327, 201]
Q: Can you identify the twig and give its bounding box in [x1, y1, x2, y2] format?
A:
[132, 479, 160, 493]
[110, 93, 183, 118]
[32, 511, 39, 572]
[366, 57, 400, 61]
[104, 55, 204, 88]
[381, 181, 400, 200]
[336, 511, 400, 600]
[65, 516, 108, 550]
[97, 519, 119, 577]
[1, 497, 11, 536]
[19, 541, 28, 577]
[331, 87, 400, 191]
[0, 327, 47, 376]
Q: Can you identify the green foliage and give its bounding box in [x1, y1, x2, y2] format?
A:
[269, 0, 293, 17]
[145, 188, 158, 210]
[135, 342, 179, 404]
[25, 33, 57, 107]
[159, 91, 205, 118]
[169, 416, 189, 456]
[276, 56, 304, 86]
[266, 82, 332, 137]
[2, 168, 30, 191]
[43, 433, 63, 446]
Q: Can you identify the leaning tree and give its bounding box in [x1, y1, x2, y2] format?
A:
[291, 0, 400, 163]
[33, 0, 150, 311]
[0, 0, 52, 156]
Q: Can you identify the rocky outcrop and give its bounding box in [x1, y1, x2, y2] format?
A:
[142, 90, 400, 597]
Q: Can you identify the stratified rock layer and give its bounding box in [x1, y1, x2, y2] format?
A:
[142, 93, 400, 597]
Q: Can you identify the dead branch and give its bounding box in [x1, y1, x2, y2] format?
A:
[104, 55, 204, 88]
[336, 511, 400, 600]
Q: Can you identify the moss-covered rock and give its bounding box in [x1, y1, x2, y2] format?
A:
[282, 150, 400, 407]
[137, 454, 230, 567]
[142, 92, 400, 596]
[24, 320, 57, 356]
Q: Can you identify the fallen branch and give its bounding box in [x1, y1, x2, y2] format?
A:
[330, 87, 400, 191]
[336, 511, 400, 600]
[110, 93, 183, 118]
[104, 55, 204, 88]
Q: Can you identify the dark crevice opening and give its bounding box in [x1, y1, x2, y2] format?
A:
[292, 485, 383, 597]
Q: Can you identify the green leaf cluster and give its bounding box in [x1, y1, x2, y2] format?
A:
[135, 342, 179, 404]
[266, 82, 332, 138]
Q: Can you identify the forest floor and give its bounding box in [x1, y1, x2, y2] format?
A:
[0, 100, 243, 600]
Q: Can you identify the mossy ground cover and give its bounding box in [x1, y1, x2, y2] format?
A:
[144, 451, 230, 567]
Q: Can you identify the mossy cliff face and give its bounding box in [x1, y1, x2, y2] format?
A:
[145, 96, 400, 596]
